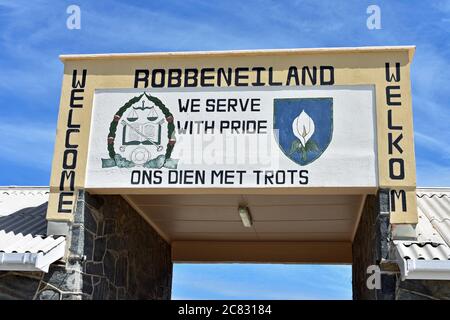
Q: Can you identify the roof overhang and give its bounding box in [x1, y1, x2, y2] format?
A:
[0, 231, 66, 272]
[0, 242, 65, 272]
[395, 254, 450, 281]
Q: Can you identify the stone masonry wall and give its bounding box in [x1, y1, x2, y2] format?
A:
[352, 190, 395, 300]
[0, 190, 172, 300]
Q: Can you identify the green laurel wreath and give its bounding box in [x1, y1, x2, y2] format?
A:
[106, 93, 176, 164]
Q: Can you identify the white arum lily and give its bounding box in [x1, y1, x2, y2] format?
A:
[292, 110, 315, 147]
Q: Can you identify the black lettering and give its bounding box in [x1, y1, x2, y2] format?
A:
[299, 170, 309, 185]
[235, 67, 249, 86]
[386, 86, 401, 106]
[168, 69, 182, 87]
[134, 69, 149, 88]
[184, 69, 198, 87]
[58, 192, 74, 213]
[286, 66, 299, 86]
[251, 67, 265, 86]
[63, 149, 77, 170]
[389, 158, 405, 180]
[388, 110, 402, 130]
[302, 66, 317, 85]
[268, 67, 282, 86]
[217, 68, 232, 86]
[70, 89, 84, 108]
[65, 128, 79, 148]
[320, 66, 334, 85]
[131, 170, 141, 184]
[385, 62, 401, 82]
[72, 69, 87, 88]
[67, 109, 81, 128]
[390, 189, 407, 212]
[151, 69, 165, 88]
[60, 170, 75, 191]
[200, 68, 215, 87]
[388, 133, 403, 154]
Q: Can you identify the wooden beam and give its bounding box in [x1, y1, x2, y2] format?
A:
[172, 241, 352, 264]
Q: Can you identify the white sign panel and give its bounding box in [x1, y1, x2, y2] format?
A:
[85, 86, 377, 188]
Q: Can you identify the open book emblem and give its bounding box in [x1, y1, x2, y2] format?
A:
[121, 100, 164, 148]
[101, 93, 179, 169]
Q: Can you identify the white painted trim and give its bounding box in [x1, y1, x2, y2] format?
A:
[59, 45, 416, 61]
[395, 250, 450, 280]
[0, 241, 66, 272]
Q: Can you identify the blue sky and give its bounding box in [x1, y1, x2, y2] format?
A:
[0, 0, 449, 299]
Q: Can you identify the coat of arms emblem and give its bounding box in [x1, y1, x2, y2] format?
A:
[273, 98, 333, 166]
[101, 93, 178, 169]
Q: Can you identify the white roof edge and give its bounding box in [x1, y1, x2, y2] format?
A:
[0, 186, 49, 190]
[403, 260, 450, 280]
[395, 250, 450, 280]
[416, 187, 450, 192]
[0, 240, 65, 272]
[59, 45, 416, 61]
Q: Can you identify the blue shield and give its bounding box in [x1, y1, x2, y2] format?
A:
[274, 98, 333, 166]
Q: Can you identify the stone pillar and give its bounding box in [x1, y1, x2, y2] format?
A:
[35, 190, 173, 300]
[352, 190, 396, 300]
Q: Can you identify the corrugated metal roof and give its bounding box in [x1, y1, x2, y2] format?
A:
[0, 187, 65, 272]
[417, 189, 450, 246]
[0, 202, 48, 236]
[395, 241, 450, 261]
[0, 230, 64, 254]
[394, 188, 450, 280]
[0, 187, 49, 217]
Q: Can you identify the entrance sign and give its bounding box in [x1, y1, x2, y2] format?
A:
[46, 47, 418, 225]
[86, 86, 377, 188]
[86, 87, 376, 188]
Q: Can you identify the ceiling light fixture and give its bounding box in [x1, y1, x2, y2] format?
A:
[238, 206, 252, 228]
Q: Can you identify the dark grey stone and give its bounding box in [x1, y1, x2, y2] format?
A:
[82, 274, 94, 295]
[97, 220, 104, 237]
[107, 234, 127, 251]
[104, 219, 116, 235]
[84, 206, 98, 234]
[85, 262, 104, 276]
[396, 288, 435, 300]
[377, 274, 396, 300]
[61, 293, 84, 300]
[92, 276, 102, 286]
[378, 189, 390, 214]
[376, 214, 390, 261]
[115, 256, 128, 287]
[42, 266, 79, 293]
[108, 281, 117, 299]
[117, 287, 127, 300]
[85, 192, 105, 210]
[69, 225, 84, 256]
[84, 229, 95, 261]
[103, 250, 118, 282]
[38, 289, 61, 300]
[0, 273, 41, 300]
[94, 236, 107, 261]
[93, 277, 109, 300]
[399, 279, 450, 299]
